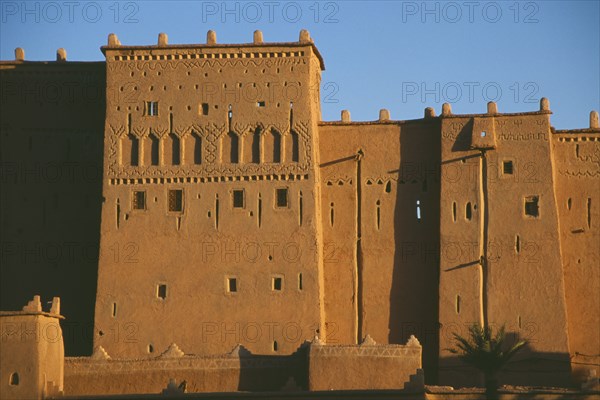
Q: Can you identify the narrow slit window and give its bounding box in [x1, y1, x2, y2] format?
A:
[524, 196, 539, 217]
[515, 235, 521, 253]
[376, 200, 381, 230]
[567, 198, 572, 210]
[503, 160, 514, 175]
[298, 273, 303, 290]
[452, 202, 457, 222]
[587, 198, 592, 228]
[330, 202, 335, 226]
[201, 103, 209, 116]
[148, 344, 154, 353]
[232, 189, 245, 209]
[466, 202, 472, 220]
[112, 302, 117, 317]
[276, 188, 288, 208]
[168, 189, 183, 212]
[227, 277, 237, 293]
[456, 295, 461, 314]
[133, 191, 146, 210]
[273, 340, 278, 351]
[157, 284, 167, 299]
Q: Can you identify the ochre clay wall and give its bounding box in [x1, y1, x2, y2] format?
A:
[64, 348, 307, 395]
[0, 58, 104, 356]
[552, 128, 600, 384]
[317, 117, 441, 381]
[93, 33, 327, 358]
[438, 103, 572, 387]
[0, 296, 64, 400]
[308, 337, 422, 390]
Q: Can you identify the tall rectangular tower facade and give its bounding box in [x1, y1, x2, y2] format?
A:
[94, 31, 326, 358]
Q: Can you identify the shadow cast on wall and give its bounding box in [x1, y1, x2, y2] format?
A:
[0, 62, 105, 356]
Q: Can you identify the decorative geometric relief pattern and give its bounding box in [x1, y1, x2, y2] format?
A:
[106, 121, 312, 180]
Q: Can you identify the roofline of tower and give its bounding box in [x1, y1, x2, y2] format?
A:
[100, 41, 325, 70]
[319, 110, 553, 125]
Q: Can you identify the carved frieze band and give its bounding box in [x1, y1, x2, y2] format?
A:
[107, 121, 312, 180]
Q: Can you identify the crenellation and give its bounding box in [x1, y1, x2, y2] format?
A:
[424, 107, 436, 118]
[14, 47, 24, 61]
[207, 30, 217, 45]
[253, 30, 264, 44]
[540, 96, 550, 111]
[56, 48, 67, 62]
[590, 110, 599, 129]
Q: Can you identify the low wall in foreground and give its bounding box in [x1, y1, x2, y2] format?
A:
[64, 344, 307, 396]
[308, 335, 422, 391]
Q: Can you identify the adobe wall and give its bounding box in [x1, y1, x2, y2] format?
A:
[438, 102, 571, 387]
[0, 296, 64, 400]
[308, 335, 422, 391]
[94, 32, 326, 358]
[0, 56, 105, 356]
[317, 114, 441, 381]
[552, 125, 600, 384]
[64, 344, 307, 395]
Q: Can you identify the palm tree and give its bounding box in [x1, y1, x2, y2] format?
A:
[449, 324, 527, 398]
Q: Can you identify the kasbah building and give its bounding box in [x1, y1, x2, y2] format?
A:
[0, 30, 598, 399]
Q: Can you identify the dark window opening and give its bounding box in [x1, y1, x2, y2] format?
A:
[150, 134, 159, 166]
[298, 273, 303, 290]
[257, 101, 266, 107]
[146, 101, 159, 116]
[276, 188, 288, 208]
[273, 340, 278, 351]
[112, 302, 117, 317]
[233, 189, 244, 209]
[503, 160, 514, 175]
[168, 189, 183, 212]
[133, 191, 146, 210]
[201, 103, 209, 116]
[525, 196, 539, 217]
[271, 129, 281, 163]
[157, 284, 167, 299]
[466, 202, 472, 220]
[227, 277, 237, 293]
[456, 295, 461, 314]
[128, 134, 139, 166]
[291, 130, 299, 162]
[227, 132, 239, 164]
[148, 344, 154, 353]
[273, 277, 282, 291]
[452, 202, 457, 222]
[9, 372, 19, 386]
[170, 133, 180, 165]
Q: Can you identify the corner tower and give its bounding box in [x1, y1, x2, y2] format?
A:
[94, 31, 326, 358]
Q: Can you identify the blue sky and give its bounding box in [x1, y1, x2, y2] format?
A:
[1, 0, 598, 128]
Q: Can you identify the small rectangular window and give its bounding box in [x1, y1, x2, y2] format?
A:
[227, 277, 237, 293]
[146, 101, 159, 116]
[525, 196, 539, 217]
[168, 189, 183, 212]
[157, 284, 167, 299]
[503, 161, 514, 175]
[272, 276, 283, 291]
[201, 103, 209, 116]
[276, 188, 288, 208]
[133, 191, 146, 210]
[257, 101, 266, 107]
[232, 189, 245, 209]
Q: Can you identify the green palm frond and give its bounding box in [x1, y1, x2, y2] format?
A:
[448, 324, 527, 376]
